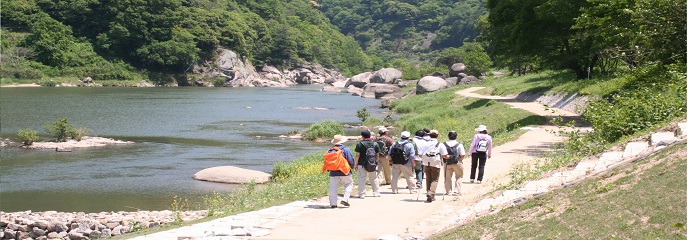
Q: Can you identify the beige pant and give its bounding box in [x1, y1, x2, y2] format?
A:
[391, 164, 416, 193]
[378, 155, 392, 184]
[444, 162, 464, 194]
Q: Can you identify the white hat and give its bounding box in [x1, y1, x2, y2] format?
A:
[400, 131, 410, 138]
[475, 125, 488, 132]
[331, 135, 348, 145]
[378, 127, 389, 133]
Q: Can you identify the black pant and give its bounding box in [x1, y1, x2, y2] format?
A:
[470, 152, 487, 181]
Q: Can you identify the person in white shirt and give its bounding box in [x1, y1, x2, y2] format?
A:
[419, 129, 447, 203]
[467, 125, 493, 183]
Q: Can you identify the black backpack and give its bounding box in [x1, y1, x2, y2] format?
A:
[375, 136, 390, 156]
[363, 142, 378, 172]
[444, 142, 460, 165]
[390, 142, 410, 164]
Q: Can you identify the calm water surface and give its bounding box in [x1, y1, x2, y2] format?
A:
[0, 86, 385, 212]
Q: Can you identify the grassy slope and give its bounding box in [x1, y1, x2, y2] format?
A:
[431, 142, 687, 240]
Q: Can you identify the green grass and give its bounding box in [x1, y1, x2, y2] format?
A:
[304, 120, 345, 140]
[483, 70, 636, 97]
[0, 77, 148, 87]
[430, 142, 687, 240]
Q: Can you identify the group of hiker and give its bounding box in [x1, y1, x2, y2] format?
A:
[323, 126, 493, 208]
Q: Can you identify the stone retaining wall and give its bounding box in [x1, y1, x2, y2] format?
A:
[0, 210, 206, 240]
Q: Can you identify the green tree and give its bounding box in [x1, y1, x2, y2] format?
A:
[44, 118, 74, 142]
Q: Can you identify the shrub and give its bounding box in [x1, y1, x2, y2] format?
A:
[44, 118, 74, 142]
[17, 128, 39, 145]
[69, 127, 88, 141]
[583, 64, 687, 143]
[356, 107, 370, 123]
[304, 120, 344, 140]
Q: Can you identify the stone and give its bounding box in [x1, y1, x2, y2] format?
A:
[370, 68, 402, 84]
[416, 76, 447, 94]
[458, 75, 482, 85]
[106, 222, 119, 229]
[449, 63, 466, 77]
[192, 166, 272, 184]
[34, 220, 50, 229]
[623, 142, 649, 159]
[7, 222, 20, 230]
[112, 225, 124, 236]
[89, 230, 101, 239]
[100, 228, 112, 238]
[361, 83, 403, 99]
[17, 231, 31, 239]
[445, 77, 459, 87]
[32, 227, 46, 236]
[345, 72, 373, 88]
[378, 234, 404, 240]
[651, 132, 675, 146]
[3, 229, 16, 239]
[347, 86, 363, 96]
[52, 221, 69, 232]
[68, 230, 86, 240]
[47, 232, 60, 238]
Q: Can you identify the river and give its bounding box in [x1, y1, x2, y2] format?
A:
[0, 85, 385, 212]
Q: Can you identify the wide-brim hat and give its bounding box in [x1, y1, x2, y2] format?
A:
[475, 125, 488, 132]
[331, 135, 348, 145]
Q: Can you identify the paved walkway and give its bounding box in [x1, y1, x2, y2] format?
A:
[131, 87, 581, 240]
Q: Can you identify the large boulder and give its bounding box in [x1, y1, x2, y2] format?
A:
[458, 75, 482, 85]
[445, 77, 459, 87]
[449, 63, 466, 77]
[370, 68, 402, 84]
[192, 166, 272, 184]
[416, 76, 448, 94]
[347, 86, 364, 96]
[361, 83, 404, 99]
[345, 72, 373, 88]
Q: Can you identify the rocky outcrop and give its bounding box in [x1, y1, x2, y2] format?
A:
[416, 76, 447, 94]
[192, 49, 346, 88]
[192, 166, 272, 184]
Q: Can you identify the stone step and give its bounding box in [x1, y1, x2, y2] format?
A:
[651, 132, 676, 146]
[623, 141, 649, 159]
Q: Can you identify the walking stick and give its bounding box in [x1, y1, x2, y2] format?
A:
[442, 160, 446, 201]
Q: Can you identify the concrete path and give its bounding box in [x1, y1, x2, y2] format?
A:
[131, 87, 580, 240]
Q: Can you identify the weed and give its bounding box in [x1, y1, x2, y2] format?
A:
[304, 120, 344, 140]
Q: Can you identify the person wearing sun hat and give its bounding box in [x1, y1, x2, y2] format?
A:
[326, 134, 355, 208]
[468, 125, 493, 184]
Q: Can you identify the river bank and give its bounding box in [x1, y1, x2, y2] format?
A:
[0, 210, 207, 239]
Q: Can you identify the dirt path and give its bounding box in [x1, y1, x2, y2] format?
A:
[255, 87, 580, 240]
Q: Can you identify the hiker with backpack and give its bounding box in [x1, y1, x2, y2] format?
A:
[443, 131, 466, 196]
[387, 131, 417, 194]
[354, 130, 382, 198]
[375, 127, 394, 185]
[412, 130, 427, 189]
[419, 130, 448, 203]
[468, 125, 493, 184]
[323, 135, 355, 208]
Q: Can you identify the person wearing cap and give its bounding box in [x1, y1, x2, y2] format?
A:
[387, 131, 417, 194]
[376, 127, 394, 185]
[468, 125, 493, 184]
[354, 130, 382, 198]
[327, 135, 355, 208]
[412, 129, 427, 188]
[443, 131, 466, 195]
[418, 129, 448, 202]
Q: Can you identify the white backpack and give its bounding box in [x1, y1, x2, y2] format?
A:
[421, 142, 442, 166]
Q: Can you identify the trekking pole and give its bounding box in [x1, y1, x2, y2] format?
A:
[442, 160, 446, 201]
